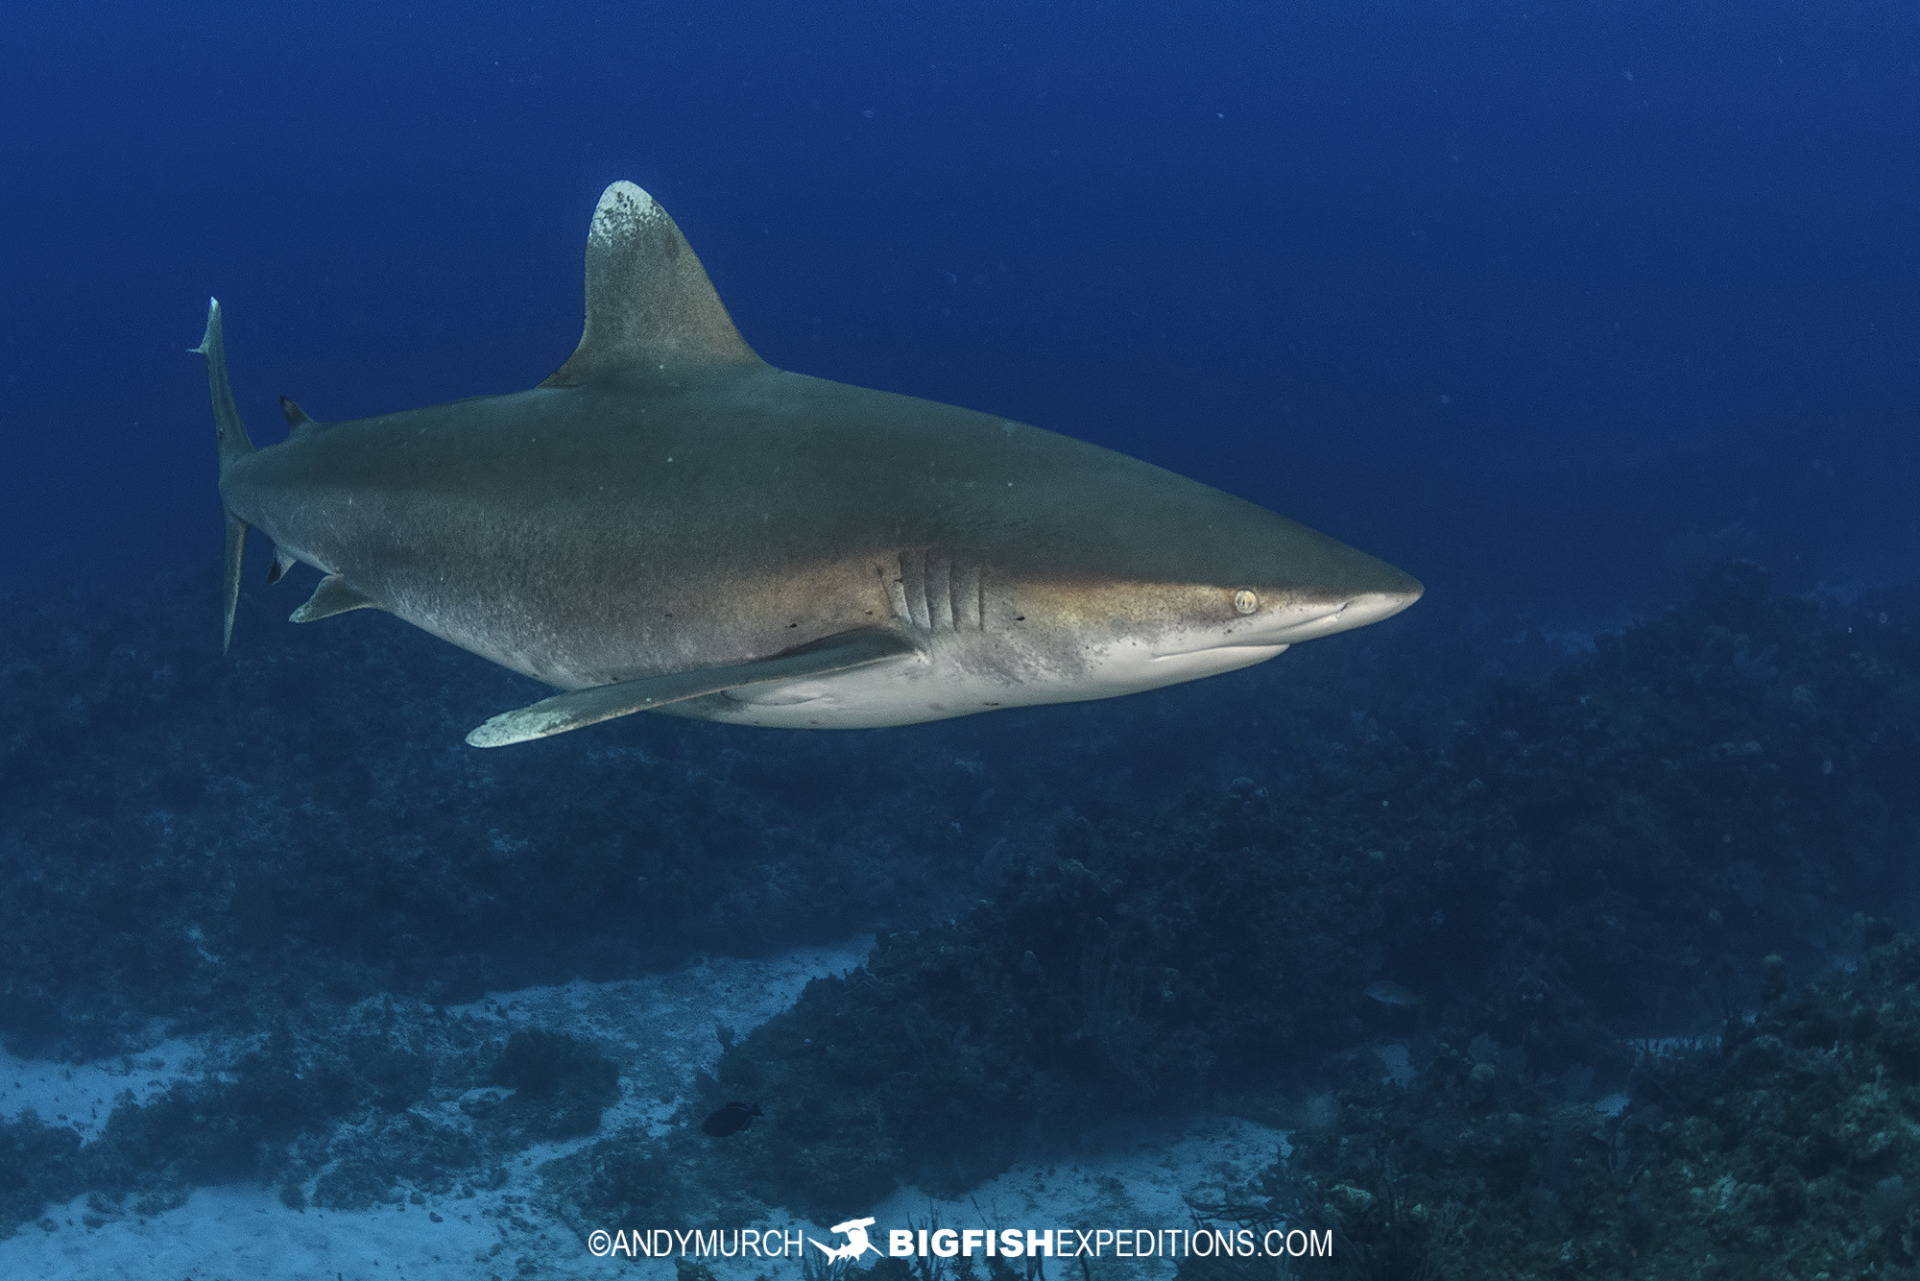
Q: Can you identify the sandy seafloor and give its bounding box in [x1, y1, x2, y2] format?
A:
[0, 940, 1287, 1281]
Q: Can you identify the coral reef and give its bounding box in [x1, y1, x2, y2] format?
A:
[0, 1115, 81, 1236]
[3, 561, 1919, 1245]
[0, 994, 618, 1235]
[1194, 932, 1920, 1279]
[680, 565, 1920, 1221]
[0, 567, 1045, 1059]
[490, 1030, 621, 1141]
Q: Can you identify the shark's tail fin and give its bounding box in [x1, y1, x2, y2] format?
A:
[192, 298, 254, 653]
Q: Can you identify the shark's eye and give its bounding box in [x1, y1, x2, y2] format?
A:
[1232, 589, 1259, 615]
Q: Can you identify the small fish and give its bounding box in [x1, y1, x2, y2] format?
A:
[701, 1101, 764, 1137]
[1364, 980, 1424, 1008]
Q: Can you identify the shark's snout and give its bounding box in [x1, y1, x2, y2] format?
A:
[1261, 584, 1422, 644]
[1274, 546, 1424, 638]
[1341, 583, 1424, 628]
[1151, 579, 1422, 659]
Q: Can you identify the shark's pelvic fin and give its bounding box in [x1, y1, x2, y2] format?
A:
[290, 574, 381, 624]
[194, 297, 256, 653]
[466, 628, 918, 748]
[540, 180, 760, 387]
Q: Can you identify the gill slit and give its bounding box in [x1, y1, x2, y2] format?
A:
[886, 550, 985, 633]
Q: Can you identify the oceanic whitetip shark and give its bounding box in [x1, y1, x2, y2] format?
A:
[197, 181, 1421, 747]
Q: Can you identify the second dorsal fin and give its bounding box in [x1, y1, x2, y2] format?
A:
[280, 395, 325, 439]
[541, 181, 760, 387]
[280, 395, 320, 435]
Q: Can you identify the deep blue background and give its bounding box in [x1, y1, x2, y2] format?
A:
[5, 0, 1917, 619]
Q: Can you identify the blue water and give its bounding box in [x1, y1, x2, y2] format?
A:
[5, 1, 1920, 1270]
[6, 0, 1916, 608]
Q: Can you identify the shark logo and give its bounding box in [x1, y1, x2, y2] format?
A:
[808, 1217, 880, 1263]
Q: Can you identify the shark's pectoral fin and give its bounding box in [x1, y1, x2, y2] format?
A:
[465, 628, 918, 748]
[290, 574, 382, 623]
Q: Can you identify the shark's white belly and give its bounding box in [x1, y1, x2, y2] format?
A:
[669, 639, 1290, 729]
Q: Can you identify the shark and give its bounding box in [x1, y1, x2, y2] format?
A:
[197, 180, 1421, 747]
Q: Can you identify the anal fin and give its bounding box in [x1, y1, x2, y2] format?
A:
[466, 628, 918, 748]
[290, 575, 381, 623]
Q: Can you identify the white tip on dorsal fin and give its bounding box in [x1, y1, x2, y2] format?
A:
[541, 181, 760, 387]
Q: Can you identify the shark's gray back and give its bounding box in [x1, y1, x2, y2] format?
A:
[222, 362, 1363, 689]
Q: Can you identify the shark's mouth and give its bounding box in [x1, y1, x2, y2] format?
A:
[1150, 602, 1348, 659]
[1151, 589, 1420, 659]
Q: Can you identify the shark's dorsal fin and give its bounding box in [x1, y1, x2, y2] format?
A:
[541, 181, 760, 387]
